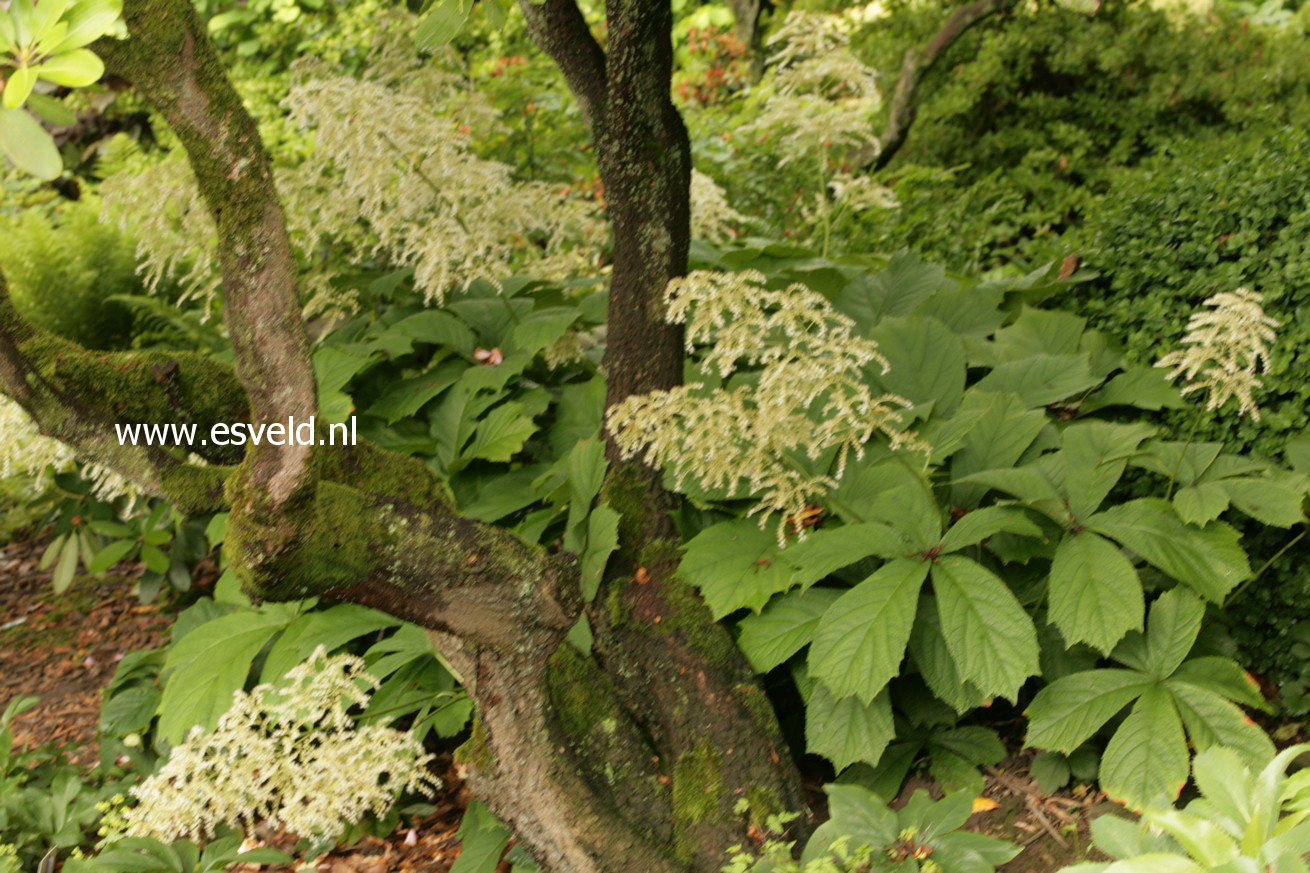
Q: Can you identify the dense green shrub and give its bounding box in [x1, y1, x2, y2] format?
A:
[842, 0, 1310, 271]
[1065, 125, 1310, 712]
[0, 199, 139, 350]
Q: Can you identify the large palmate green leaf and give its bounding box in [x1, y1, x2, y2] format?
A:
[950, 391, 1050, 507]
[804, 681, 895, 771]
[868, 315, 967, 416]
[1048, 531, 1143, 655]
[1100, 685, 1190, 809]
[807, 559, 929, 703]
[1027, 591, 1268, 811]
[1088, 499, 1249, 601]
[931, 556, 1039, 702]
[260, 604, 399, 684]
[909, 597, 988, 713]
[678, 520, 793, 618]
[777, 521, 911, 588]
[157, 610, 297, 744]
[1025, 669, 1155, 753]
[737, 587, 843, 673]
[972, 353, 1102, 409]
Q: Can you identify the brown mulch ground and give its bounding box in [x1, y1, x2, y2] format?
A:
[1, 529, 1107, 872]
[0, 534, 173, 765]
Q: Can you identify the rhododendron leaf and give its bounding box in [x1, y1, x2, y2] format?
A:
[34, 47, 104, 86]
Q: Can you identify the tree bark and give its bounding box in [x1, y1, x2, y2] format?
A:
[0, 1, 812, 870]
[854, 0, 1015, 171]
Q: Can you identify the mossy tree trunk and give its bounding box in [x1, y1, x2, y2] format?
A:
[0, 1, 809, 870]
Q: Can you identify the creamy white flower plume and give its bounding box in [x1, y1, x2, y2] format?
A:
[124, 647, 435, 841]
[607, 271, 916, 543]
[1155, 287, 1279, 421]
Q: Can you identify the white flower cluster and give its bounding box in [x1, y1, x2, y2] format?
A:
[690, 170, 752, 243]
[99, 150, 223, 312]
[749, 11, 881, 164]
[1155, 287, 1279, 420]
[125, 647, 435, 841]
[0, 395, 76, 488]
[0, 395, 139, 503]
[607, 270, 914, 543]
[102, 12, 603, 318]
[284, 73, 600, 306]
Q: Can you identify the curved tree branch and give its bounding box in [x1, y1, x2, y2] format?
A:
[96, 0, 317, 509]
[518, 0, 608, 125]
[856, 0, 1015, 171]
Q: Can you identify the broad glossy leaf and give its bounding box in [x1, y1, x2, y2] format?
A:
[1048, 532, 1143, 655]
[737, 587, 842, 673]
[578, 504, 619, 601]
[53, 534, 79, 593]
[34, 48, 104, 86]
[805, 683, 894, 771]
[678, 520, 792, 618]
[1088, 499, 1249, 601]
[1100, 685, 1189, 810]
[416, 0, 472, 50]
[510, 307, 579, 355]
[88, 538, 136, 575]
[1026, 669, 1153, 754]
[931, 556, 1039, 702]
[0, 106, 61, 178]
[808, 559, 928, 703]
[2, 65, 38, 109]
[802, 784, 898, 863]
[466, 403, 537, 463]
[387, 310, 477, 356]
[260, 604, 398, 684]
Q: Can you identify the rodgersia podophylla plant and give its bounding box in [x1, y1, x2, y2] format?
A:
[607, 270, 916, 544]
[1155, 287, 1279, 420]
[750, 11, 881, 164]
[690, 170, 753, 243]
[124, 647, 435, 842]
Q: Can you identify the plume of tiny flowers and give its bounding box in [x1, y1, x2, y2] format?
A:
[0, 395, 75, 489]
[690, 170, 753, 242]
[123, 647, 436, 842]
[748, 11, 881, 164]
[1155, 287, 1279, 421]
[607, 271, 916, 544]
